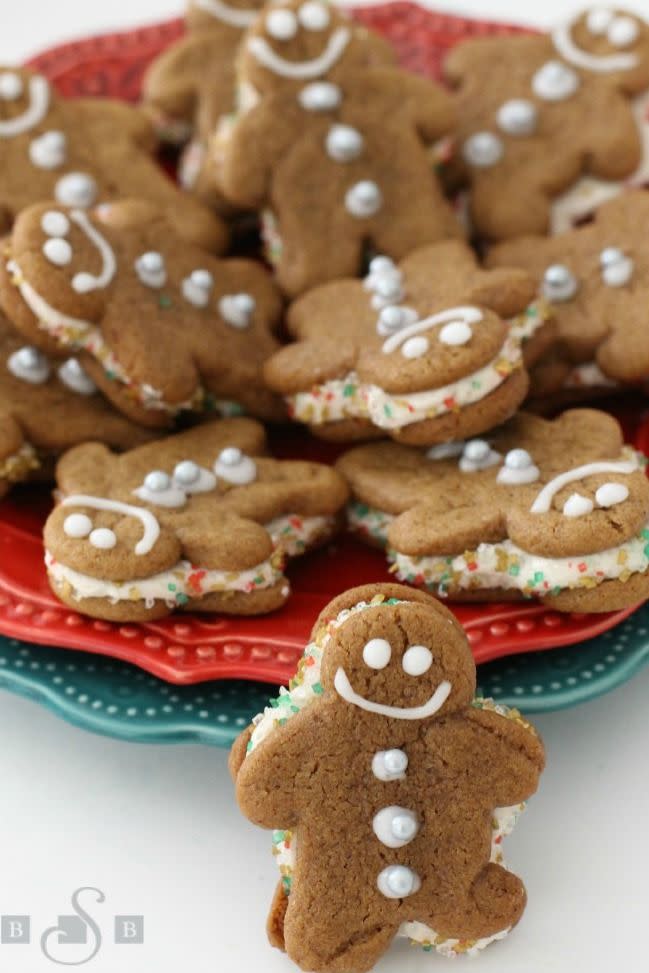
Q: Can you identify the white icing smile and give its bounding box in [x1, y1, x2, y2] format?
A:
[552, 17, 639, 73]
[247, 25, 350, 79]
[194, 0, 258, 28]
[67, 210, 117, 294]
[333, 667, 452, 720]
[0, 74, 50, 137]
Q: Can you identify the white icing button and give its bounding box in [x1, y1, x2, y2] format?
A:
[55, 172, 98, 208]
[266, 8, 298, 40]
[600, 248, 633, 287]
[298, 81, 342, 112]
[57, 359, 97, 396]
[182, 269, 214, 308]
[439, 320, 472, 346]
[373, 807, 419, 849]
[135, 252, 166, 289]
[562, 492, 594, 517]
[459, 439, 501, 472]
[426, 441, 465, 460]
[402, 645, 433, 677]
[298, 1, 330, 31]
[401, 335, 429, 359]
[542, 264, 578, 302]
[219, 293, 256, 329]
[173, 461, 200, 486]
[497, 448, 541, 485]
[214, 447, 257, 485]
[41, 211, 70, 238]
[377, 306, 410, 337]
[326, 124, 363, 162]
[372, 749, 408, 781]
[63, 513, 93, 538]
[377, 865, 420, 899]
[89, 527, 117, 550]
[596, 482, 629, 507]
[462, 131, 503, 168]
[0, 71, 23, 100]
[345, 181, 383, 218]
[362, 638, 392, 670]
[368, 256, 397, 278]
[29, 130, 67, 170]
[134, 470, 187, 508]
[172, 460, 217, 494]
[496, 99, 538, 137]
[7, 346, 50, 384]
[608, 15, 638, 47]
[532, 61, 580, 102]
[587, 8, 613, 34]
[371, 276, 404, 308]
[43, 237, 72, 267]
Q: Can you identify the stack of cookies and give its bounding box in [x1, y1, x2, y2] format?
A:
[0, 0, 647, 622]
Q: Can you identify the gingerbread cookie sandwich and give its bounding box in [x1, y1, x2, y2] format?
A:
[231, 583, 544, 969]
[264, 239, 554, 445]
[337, 410, 649, 612]
[0, 66, 227, 252]
[218, 0, 458, 296]
[0, 199, 283, 427]
[44, 417, 349, 620]
[444, 7, 649, 240]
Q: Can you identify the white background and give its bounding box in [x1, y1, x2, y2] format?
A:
[1, 1, 649, 972]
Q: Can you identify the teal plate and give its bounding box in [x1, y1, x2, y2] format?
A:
[0, 602, 647, 747]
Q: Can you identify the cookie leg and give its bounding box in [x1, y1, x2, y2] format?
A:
[427, 863, 527, 942]
[266, 882, 288, 950]
[275, 220, 363, 297]
[284, 902, 397, 973]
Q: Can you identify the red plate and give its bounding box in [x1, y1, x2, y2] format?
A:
[3, 3, 642, 686]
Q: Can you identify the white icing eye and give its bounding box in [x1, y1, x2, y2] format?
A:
[266, 8, 298, 40]
[497, 448, 540, 485]
[214, 447, 257, 485]
[459, 439, 501, 472]
[587, 8, 613, 34]
[373, 806, 419, 848]
[43, 237, 72, 267]
[182, 269, 214, 308]
[542, 264, 578, 302]
[426, 441, 465, 460]
[89, 527, 117, 550]
[345, 181, 383, 218]
[57, 359, 97, 396]
[63, 513, 93, 538]
[298, 81, 341, 112]
[55, 172, 98, 208]
[402, 644, 433, 676]
[562, 492, 594, 517]
[439, 320, 472, 346]
[362, 637, 392, 669]
[219, 293, 256, 329]
[29, 130, 67, 170]
[532, 61, 580, 101]
[135, 252, 167, 289]
[401, 335, 429, 359]
[462, 131, 503, 168]
[7, 346, 50, 385]
[496, 99, 538, 136]
[377, 865, 420, 899]
[325, 124, 363, 162]
[41, 210, 70, 238]
[298, 1, 330, 31]
[372, 748, 408, 781]
[595, 482, 629, 507]
[0, 71, 23, 100]
[608, 15, 638, 47]
[172, 460, 217, 494]
[600, 247, 633, 287]
[72, 272, 99, 295]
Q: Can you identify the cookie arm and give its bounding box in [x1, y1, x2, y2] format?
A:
[464, 708, 545, 806]
[72, 98, 157, 153]
[581, 87, 642, 181]
[369, 67, 455, 142]
[142, 33, 219, 127]
[220, 103, 296, 208]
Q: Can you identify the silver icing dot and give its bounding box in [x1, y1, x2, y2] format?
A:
[173, 460, 200, 485]
[54, 172, 98, 208]
[144, 471, 171, 493]
[600, 247, 633, 287]
[377, 865, 421, 900]
[135, 252, 167, 289]
[377, 305, 408, 336]
[496, 99, 538, 136]
[298, 82, 342, 112]
[182, 269, 214, 308]
[462, 131, 503, 168]
[219, 447, 242, 467]
[325, 124, 364, 162]
[542, 264, 578, 302]
[531, 61, 580, 102]
[497, 448, 540, 485]
[345, 181, 383, 219]
[219, 293, 256, 329]
[459, 439, 501, 473]
[57, 358, 97, 396]
[7, 346, 50, 385]
[214, 447, 257, 485]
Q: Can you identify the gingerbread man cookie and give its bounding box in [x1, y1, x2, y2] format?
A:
[232, 583, 544, 970]
[0, 199, 283, 427]
[44, 417, 349, 620]
[444, 7, 649, 241]
[219, 0, 459, 296]
[488, 190, 649, 395]
[337, 410, 649, 612]
[264, 239, 554, 445]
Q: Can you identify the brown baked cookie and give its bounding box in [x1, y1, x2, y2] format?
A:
[0, 312, 152, 497]
[44, 417, 349, 620]
[0, 199, 284, 427]
[0, 67, 227, 252]
[232, 582, 544, 969]
[444, 7, 649, 241]
[336, 409, 649, 612]
[263, 239, 554, 445]
[488, 190, 649, 395]
[218, 0, 459, 296]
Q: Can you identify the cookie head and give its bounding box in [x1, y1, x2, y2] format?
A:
[555, 7, 649, 91]
[320, 598, 475, 719]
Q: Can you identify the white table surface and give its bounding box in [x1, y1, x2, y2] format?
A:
[1, 2, 648, 971]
